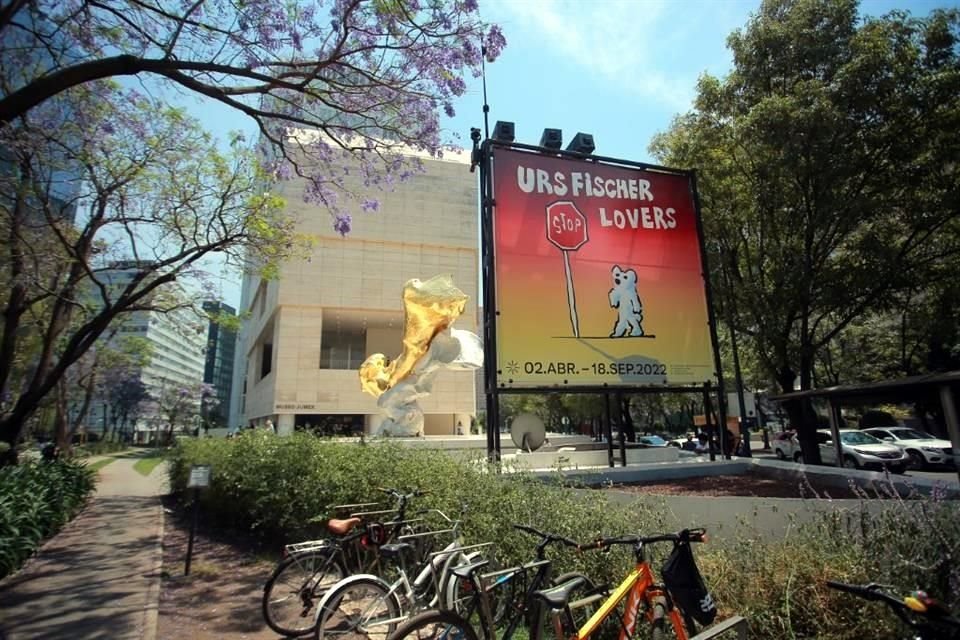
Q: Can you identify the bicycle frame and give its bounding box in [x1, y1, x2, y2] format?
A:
[571, 561, 688, 640]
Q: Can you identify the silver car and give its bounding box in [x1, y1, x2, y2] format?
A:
[862, 427, 956, 470]
[817, 429, 908, 473]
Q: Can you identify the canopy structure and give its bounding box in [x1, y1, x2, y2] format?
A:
[770, 371, 960, 484]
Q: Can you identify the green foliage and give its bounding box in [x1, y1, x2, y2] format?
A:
[167, 433, 959, 638]
[76, 440, 128, 456]
[86, 458, 116, 472]
[167, 431, 654, 584]
[0, 460, 96, 578]
[132, 453, 164, 477]
[651, 0, 960, 394]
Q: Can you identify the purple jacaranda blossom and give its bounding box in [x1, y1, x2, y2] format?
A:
[333, 213, 352, 236]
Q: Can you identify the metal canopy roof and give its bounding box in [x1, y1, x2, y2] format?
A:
[768, 370, 960, 402]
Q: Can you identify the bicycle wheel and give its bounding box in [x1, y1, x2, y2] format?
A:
[389, 609, 480, 640]
[316, 576, 403, 640]
[262, 549, 346, 636]
[443, 556, 519, 625]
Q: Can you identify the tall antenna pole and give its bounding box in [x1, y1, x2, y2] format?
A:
[480, 39, 491, 140]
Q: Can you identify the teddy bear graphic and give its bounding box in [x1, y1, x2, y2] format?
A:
[608, 265, 645, 338]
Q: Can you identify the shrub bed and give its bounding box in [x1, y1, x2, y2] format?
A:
[0, 459, 96, 579]
[169, 431, 959, 639]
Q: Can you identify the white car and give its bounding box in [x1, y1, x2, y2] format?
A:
[814, 429, 908, 473]
[771, 431, 801, 461]
[861, 427, 956, 470]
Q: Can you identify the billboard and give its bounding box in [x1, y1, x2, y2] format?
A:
[491, 147, 715, 388]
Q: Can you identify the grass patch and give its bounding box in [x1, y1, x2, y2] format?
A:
[86, 458, 116, 473]
[133, 453, 164, 476]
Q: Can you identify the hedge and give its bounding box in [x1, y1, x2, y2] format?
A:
[0, 459, 96, 578]
[168, 431, 959, 639]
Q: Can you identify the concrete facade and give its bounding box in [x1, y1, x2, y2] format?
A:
[233, 150, 479, 436]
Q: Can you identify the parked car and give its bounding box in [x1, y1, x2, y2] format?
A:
[813, 429, 908, 473]
[637, 435, 669, 447]
[772, 430, 800, 461]
[861, 427, 955, 470]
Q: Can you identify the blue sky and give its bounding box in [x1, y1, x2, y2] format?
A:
[185, 0, 951, 307]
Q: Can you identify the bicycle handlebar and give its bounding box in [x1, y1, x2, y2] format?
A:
[582, 528, 708, 550]
[513, 524, 580, 548]
[826, 581, 960, 631]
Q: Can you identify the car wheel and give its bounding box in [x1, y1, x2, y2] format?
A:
[842, 456, 859, 470]
[905, 450, 925, 471]
[775, 448, 786, 460]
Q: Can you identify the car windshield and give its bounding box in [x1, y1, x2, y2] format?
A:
[840, 431, 881, 445]
[888, 428, 934, 440]
[641, 435, 666, 445]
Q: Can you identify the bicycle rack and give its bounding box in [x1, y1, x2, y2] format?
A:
[690, 615, 748, 640]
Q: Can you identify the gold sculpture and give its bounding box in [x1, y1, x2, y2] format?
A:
[359, 275, 469, 398]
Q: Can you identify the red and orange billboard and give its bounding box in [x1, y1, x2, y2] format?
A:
[491, 147, 715, 387]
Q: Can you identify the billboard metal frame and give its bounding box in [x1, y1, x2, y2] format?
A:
[478, 139, 729, 463]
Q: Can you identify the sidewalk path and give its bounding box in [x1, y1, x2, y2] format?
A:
[0, 450, 168, 640]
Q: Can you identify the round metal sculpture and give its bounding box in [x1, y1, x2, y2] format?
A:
[510, 413, 546, 452]
[359, 275, 483, 437]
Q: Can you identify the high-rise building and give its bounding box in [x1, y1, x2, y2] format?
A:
[101, 262, 207, 436]
[202, 301, 236, 429]
[231, 148, 478, 436]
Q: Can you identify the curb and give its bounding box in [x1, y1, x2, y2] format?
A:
[142, 495, 165, 640]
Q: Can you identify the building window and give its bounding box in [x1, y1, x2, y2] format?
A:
[260, 342, 272, 379]
[319, 325, 367, 370]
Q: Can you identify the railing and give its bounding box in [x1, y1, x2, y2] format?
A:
[691, 616, 748, 640]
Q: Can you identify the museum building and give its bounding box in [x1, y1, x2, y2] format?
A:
[231, 148, 479, 436]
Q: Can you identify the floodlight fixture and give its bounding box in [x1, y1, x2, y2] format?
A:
[566, 132, 595, 155]
[492, 120, 515, 142]
[540, 128, 563, 150]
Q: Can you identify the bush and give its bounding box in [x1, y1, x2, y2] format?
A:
[0, 459, 96, 578]
[168, 432, 958, 639]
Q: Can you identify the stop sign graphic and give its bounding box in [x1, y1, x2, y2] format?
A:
[545, 201, 588, 251]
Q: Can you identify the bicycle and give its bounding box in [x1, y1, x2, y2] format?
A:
[390, 524, 601, 640]
[390, 528, 714, 640]
[826, 581, 960, 640]
[262, 488, 429, 637]
[442, 524, 598, 635]
[313, 506, 490, 640]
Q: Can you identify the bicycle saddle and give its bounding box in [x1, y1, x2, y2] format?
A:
[327, 517, 362, 535]
[379, 542, 416, 559]
[452, 559, 490, 580]
[534, 576, 588, 609]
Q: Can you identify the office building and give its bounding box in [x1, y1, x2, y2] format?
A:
[202, 301, 237, 429]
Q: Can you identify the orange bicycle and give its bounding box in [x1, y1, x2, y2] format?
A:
[568, 528, 715, 640]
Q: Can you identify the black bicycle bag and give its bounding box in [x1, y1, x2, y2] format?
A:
[661, 540, 717, 626]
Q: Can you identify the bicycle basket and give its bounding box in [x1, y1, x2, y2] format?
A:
[661, 541, 716, 626]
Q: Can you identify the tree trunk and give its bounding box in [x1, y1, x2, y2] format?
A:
[778, 366, 822, 465]
[618, 394, 636, 442]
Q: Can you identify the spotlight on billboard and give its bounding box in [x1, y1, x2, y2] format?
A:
[492, 121, 515, 142]
[540, 128, 562, 150]
[566, 132, 595, 155]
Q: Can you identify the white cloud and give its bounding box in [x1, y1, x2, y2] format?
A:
[487, 0, 719, 112]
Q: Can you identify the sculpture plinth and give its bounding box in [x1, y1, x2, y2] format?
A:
[359, 275, 483, 437]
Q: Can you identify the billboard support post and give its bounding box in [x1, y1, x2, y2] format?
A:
[703, 382, 716, 462]
[604, 392, 614, 468]
[479, 140, 501, 464]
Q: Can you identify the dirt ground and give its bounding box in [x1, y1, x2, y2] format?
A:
[158, 497, 284, 639]
[605, 471, 899, 499]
